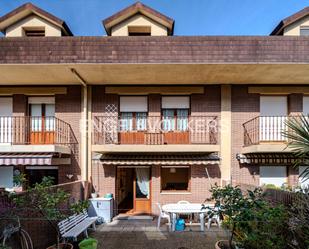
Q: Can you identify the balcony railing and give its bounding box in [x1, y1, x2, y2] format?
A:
[243, 116, 292, 146]
[93, 115, 218, 145]
[0, 116, 76, 145]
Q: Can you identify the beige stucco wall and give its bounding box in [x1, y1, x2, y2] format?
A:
[111, 14, 168, 36]
[284, 16, 309, 36]
[5, 15, 61, 37]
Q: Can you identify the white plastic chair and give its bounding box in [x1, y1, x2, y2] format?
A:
[156, 203, 171, 230]
[206, 207, 221, 229]
[177, 200, 190, 204]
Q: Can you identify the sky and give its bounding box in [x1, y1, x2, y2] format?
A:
[0, 0, 308, 36]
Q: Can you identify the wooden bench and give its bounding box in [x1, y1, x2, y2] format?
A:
[58, 210, 97, 241]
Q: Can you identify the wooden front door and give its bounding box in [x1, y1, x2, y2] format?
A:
[30, 103, 55, 144]
[133, 168, 151, 214]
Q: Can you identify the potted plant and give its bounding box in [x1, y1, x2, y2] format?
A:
[11, 176, 88, 249]
[207, 184, 290, 249]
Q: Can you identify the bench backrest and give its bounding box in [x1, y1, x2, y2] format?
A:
[58, 210, 89, 236]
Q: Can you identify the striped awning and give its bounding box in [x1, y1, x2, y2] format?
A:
[236, 153, 309, 165]
[0, 153, 53, 166]
[95, 153, 220, 166]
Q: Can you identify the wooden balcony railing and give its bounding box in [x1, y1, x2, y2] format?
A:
[93, 115, 218, 145]
[243, 116, 292, 146]
[0, 116, 76, 145]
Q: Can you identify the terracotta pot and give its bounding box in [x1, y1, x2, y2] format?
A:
[215, 240, 230, 249]
[46, 243, 73, 249]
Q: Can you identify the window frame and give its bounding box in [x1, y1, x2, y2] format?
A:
[160, 166, 191, 193]
[300, 26, 309, 36]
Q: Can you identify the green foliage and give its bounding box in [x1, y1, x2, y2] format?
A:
[207, 184, 290, 249]
[283, 115, 309, 181]
[287, 191, 309, 249]
[12, 176, 69, 220]
[13, 173, 27, 187]
[70, 200, 90, 214]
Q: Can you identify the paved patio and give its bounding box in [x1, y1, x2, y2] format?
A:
[90, 217, 229, 249]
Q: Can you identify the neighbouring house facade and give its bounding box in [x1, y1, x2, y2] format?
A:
[0, 2, 309, 215]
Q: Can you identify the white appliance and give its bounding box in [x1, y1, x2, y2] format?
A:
[88, 197, 113, 223]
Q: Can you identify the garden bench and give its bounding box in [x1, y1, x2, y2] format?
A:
[58, 210, 97, 241]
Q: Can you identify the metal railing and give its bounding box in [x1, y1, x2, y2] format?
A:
[93, 114, 218, 145]
[243, 115, 292, 146]
[0, 116, 76, 145]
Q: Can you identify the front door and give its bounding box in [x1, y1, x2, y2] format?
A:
[134, 167, 151, 214]
[117, 167, 151, 215]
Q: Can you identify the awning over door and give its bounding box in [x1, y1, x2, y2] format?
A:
[236, 153, 309, 165]
[95, 153, 220, 166]
[0, 153, 53, 166]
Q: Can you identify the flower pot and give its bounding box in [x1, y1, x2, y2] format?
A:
[91, 193, 98, 198]
[46, 243, 73, 249]
[215, 240, 230, 249]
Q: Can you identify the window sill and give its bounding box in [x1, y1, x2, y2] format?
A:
[160, 191, 192, 195]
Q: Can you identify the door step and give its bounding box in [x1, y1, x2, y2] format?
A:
[115, 214, 154, 220]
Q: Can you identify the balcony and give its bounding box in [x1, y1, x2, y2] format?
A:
[242, 116, 294, 154]
[92, 115, 219, 153]
[0, 116, 76, 154]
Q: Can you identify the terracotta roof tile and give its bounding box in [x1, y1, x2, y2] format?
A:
[0, 36, 308, 64]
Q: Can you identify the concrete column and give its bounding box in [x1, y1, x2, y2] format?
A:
[220, 85, 232, 184]
[87, 86, 92, 181]
[80, 85, 88, 181]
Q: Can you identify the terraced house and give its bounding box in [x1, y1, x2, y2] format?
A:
[0, 2, 308, 215]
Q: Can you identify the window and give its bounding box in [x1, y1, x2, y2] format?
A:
[260, 166, 287, 187]
[303, 96, 309, 114]
[161, 166, 190, 191]
[0, 166, 13, 189]
[29, 97, 55, 132]
[25, 167, 58, 187]
[299, 166, 309, 189]
[300, 26, 309, 36]
[119, 96, 148, 131]
[161, 96, 190, 131]
[128, 26, 151, 36]
[23, 27, 45, 37]
[260, 96, 287, 141]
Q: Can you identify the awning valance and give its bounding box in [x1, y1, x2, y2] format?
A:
[237, 153, 309, 165]
[0, 153, 53, 166]
[95, 153, 220, 166]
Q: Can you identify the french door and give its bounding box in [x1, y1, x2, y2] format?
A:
[134, 167, 151, 214]
[30, 103, 55, 144]
[0, 98, 13, 144]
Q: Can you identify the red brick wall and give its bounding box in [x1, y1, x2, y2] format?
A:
[56, 86, 82, 183]
[231, 87, 303, 187]
[151, 165, 221, 215]
[231, 86, 260, 185]
[13, 94, 27, 116]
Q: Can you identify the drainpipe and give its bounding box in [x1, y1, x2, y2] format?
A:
[70, 68, 89, 182]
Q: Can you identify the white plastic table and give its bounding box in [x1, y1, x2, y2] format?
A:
[162, 203, 214, 232]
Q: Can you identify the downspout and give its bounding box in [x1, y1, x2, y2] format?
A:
[70, 68, 88, 181]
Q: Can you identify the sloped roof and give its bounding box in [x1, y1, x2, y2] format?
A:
[0, 2, 73, 36]
[271, 6, 309, 35]
[103, 1, 174, 35]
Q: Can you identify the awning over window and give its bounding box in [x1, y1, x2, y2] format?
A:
[236, 153, 309, 165]
[0, 153, 53, 166]
[94, 153, 220, 166]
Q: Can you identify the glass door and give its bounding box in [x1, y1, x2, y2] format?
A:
[134, 168, 151, 214]
[30, 103, 55, 144]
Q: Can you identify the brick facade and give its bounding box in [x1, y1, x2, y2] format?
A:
[231, 86, 303, 187]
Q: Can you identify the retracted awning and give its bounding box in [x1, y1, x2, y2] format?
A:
[0, 153, 53, 166]
[94, 153, 220, 166]
[236, 153, 309, 165]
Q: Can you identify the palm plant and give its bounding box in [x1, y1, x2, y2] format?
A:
[283, 115, 309, 184]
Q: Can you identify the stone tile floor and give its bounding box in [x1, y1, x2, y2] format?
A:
[90, 218, 229, 249]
